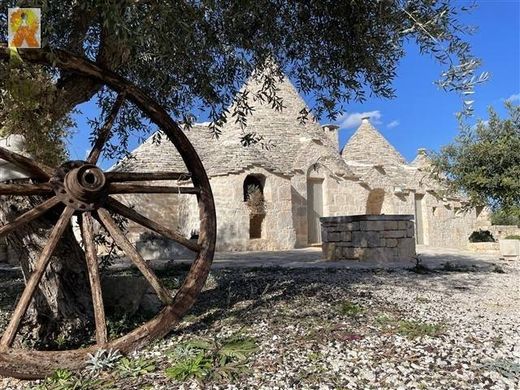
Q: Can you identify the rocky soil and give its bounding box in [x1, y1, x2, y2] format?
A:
[1, 259, 519, 389]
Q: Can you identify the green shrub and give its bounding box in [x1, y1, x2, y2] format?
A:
[505, 235, 520, 240]
[491, 208, 520, 226]
[468, 229, 495, 242]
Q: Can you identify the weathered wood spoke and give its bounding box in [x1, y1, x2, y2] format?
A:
[105, 196, 200, 252]
[0, 197, 61, 239]
[0, 147, 54, 180]
[0, 206, 75, 348]
[0, 183, 53, 196]
[96, 208, 174, 305]
[80, 213, 108, 345]
[87, 92, 126, 164]
[105, 171, 192, 182]
[108, 183, 200, 194]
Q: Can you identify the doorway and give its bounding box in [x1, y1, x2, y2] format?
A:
[307, 178, 324, 244]
[414, 194, 425, 245]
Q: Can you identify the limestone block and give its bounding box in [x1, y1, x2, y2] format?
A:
[366, 231, 381, 246]
[406, 226, 415, 238]
[351, 231, 368, 247]
[360, 220, 385, 231]
[342, 247, 357, 259]
[398, 221, 409, 229]
[396, 238, 416, 258]
[360, 247, 389, 261]
[322, 243, 336, 259]
[329, 232, 341, 242]
[386, 238, 398, 248]
[384, 230, 405, 239]
[341, 231, 352, 242]
[321, 229, 329, 242]
[384, 221, 398, 230]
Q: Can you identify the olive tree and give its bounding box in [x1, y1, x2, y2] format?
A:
[433, 102, 520, 218]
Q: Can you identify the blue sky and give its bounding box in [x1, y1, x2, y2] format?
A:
[69, 0, 520, 167]
[333, 0, 520, 162]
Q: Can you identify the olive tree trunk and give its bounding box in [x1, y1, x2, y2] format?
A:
[0, 191, 93, 348]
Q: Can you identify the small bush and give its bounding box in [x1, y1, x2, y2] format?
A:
[504, 235, 520, 240]
[468, 229, 495, 242]
[491, 208, 520, 226]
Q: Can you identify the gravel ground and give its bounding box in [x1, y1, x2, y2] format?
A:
[1, 259, 519, 389]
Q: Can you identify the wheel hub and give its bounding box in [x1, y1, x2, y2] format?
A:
[51, 161, 108, 211]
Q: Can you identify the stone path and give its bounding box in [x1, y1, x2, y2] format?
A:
[176, 245, 506, 271]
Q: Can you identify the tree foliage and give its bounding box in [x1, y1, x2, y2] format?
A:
[0, 0, 486, 155]
[433, 102, 520, 217]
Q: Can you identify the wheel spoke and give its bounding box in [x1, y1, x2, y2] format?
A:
[0, 206, 74, 348]
[87, 92, 126, 164]
[80, 213, 108, 345]
[105, 196, 201, 252]
[108, 183, 200, 194]
[0, 147, 53, 180]
[0, 183, 53, 196]
[105, 171, 191, 182]
[0, 197, 61, 239]
[96, 208, 173, 305]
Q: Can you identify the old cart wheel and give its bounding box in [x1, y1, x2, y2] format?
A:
[0, 45, 216, 379]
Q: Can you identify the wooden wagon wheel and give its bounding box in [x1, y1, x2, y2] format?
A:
[0, 45, 216, 379]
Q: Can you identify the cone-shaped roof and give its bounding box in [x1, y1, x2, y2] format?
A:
[115, 69, 353, 177]
[341, 118, 406, 165]
[410, 148, 431, 168]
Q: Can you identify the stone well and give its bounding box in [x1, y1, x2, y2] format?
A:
[320, 215, 416, 261]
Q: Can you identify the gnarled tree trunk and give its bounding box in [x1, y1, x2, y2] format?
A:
[0, 190, 93, 348]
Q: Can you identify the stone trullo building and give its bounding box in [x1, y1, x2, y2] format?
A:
[114, 74, 489, 253]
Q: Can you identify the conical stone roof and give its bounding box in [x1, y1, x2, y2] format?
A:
[341, 118, 406, 165]
[114, 71, 353, 178]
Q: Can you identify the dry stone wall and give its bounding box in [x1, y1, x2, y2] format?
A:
[321, 215, 416, 261]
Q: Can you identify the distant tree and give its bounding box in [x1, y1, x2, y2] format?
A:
[433, 103, 520, 218]
[0, 0, 488, 343]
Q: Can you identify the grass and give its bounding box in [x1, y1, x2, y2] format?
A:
[337, 300, 364, 316]
[396, 320, 444, 338]
[376, 315, 445, 338]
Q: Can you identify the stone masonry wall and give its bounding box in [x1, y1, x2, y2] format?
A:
[321, 215, 416, 261]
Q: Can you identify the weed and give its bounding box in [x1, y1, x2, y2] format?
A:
[307, 352, 322, 362]
[165, 352, 212, 381]
[32, 369, 103, 390]
[337, 300, 363, 316]
[375, 314, 395, 328]
[116, 356, 156, 378]
[415, 296, 430, 303]
[396, 320, 444, 338]
[165, 335, 259, 382]
[85, 349, 122, 374]
[376, 315, 444, 338]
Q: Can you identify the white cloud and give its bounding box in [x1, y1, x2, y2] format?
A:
[505, 93, 520, 102]
[337, 110, 382, 129]
[387, 120, 400, 129]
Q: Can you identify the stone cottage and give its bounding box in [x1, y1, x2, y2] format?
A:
[114, 73, 489, 252]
